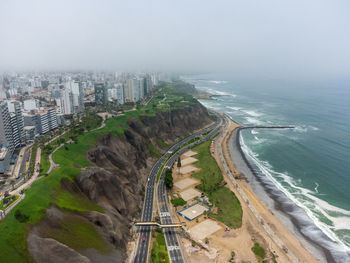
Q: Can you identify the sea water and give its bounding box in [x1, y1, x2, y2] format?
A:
[183, 74, 350, 262]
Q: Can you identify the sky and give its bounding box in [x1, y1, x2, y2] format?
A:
[0, 0, 350, 79]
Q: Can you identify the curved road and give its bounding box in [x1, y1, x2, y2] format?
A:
[134, 112, 224, 263]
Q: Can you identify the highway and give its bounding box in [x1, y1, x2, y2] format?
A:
[133, 112, 224, 263]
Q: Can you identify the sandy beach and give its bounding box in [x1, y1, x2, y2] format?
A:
[169, 114, 320, 262]
[218, 115, 321, 262]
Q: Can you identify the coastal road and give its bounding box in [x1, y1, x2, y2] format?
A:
[133, 113, 223, 263]
[157, 116, 224, 263]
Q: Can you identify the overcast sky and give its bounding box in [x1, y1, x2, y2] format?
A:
[0, 0, 350, 78]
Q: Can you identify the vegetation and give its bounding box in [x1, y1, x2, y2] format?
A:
[156, 138, 168, 148]
[229, 250, 236, 262]
[192, 140, 223, 193]
[147, 143, 161, 158]
[44, 216, 112, 254]
[0, 86, 198, 262]
[177, 157, 181, 168]
[14, 209, 30, 223]
[164, 169, 173, 188]
[171, 197, 187, 206]
[251, 243, 266, 261]
[0, 114, 126, 262]
[151, 233, 170, 263]
[0, 195, 18, 210]
[192, 140, 242, 228]
[28, 143, 38, 177]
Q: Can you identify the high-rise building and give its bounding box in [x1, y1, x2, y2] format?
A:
[124, 79, 134, 103]
[66, 81, 84, 113]
[37, 111, 49, 134]
[10, 113, 20, 148]
[115, 83, 124, 105]
[48, 108, 58, 130]
[7, 101, 25, 143]
[0, 102, 14, 173]
[132, 78, 141, 102]
[94, 83, 106, 105]
[0, 102, 14, 153]
[61, 88, 73, 114]
[24, 108, 58, 135]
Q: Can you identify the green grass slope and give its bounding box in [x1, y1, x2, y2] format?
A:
[192, 140, 243, 228]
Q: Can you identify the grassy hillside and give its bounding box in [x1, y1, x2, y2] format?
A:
[0, 86, 198, 262]
[192, 140, 242, 228]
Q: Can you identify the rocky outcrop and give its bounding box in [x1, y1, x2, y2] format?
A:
[28, 102, 212, 262]
[28, 234, 91, 263]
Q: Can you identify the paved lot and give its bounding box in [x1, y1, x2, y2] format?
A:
[174, 178, 198, 190]
[188, 219, 222, 240]
[179, 203, 209, 220]
[180, 188, 202, 201]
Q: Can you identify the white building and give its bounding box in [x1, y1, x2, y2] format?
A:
[24, 99, 39, 111]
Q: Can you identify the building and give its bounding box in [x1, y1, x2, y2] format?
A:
[61, 88, 73, 114]
[94, 83, 106, 105]
[23, 108, 58, 136]
[115, 83, 124, 105]
[23, 99, 39, 111]
[124, 79, 134, 103]
[0, 102, 14, 173]
[66, 81, 84, 113]
[23, 126, 35, 142]
[10, 113, 20, 148]
[48, 108, 58, 130]
[7, 100, 25, 143]
[37, 111, 49, 134]
[132, 78, 141, 102]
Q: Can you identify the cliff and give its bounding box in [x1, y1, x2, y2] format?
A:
[28, 102, 213, 263]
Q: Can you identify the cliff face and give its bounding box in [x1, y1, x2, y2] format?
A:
[28, 103, 213, 263]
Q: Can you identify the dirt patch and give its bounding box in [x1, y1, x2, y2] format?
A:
[188, 219, 222, 240]
[174, 178, 199, 190]
[180, 165, 199, 174]
[179, 188, 202, 201]
[181, 156, 198, 166]
[183, 150, 198, 157]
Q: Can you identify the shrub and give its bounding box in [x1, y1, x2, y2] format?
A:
[14, 209, 30, 223]
[164, 169, 173, 188]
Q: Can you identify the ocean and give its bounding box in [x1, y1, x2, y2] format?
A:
[182, 74, 350, 262]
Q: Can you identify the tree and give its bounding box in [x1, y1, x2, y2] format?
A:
[177, 157, 181, 170]
[164, 169, 173, 188]
[10, 179, 15, 190]
[14, 209, 30, 223]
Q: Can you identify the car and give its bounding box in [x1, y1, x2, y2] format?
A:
[142, 236, 146, 242]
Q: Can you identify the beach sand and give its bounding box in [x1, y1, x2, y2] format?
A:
[169, 117, 320, 262]
[217, 116, 320, 262]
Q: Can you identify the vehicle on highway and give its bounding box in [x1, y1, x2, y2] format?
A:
[142, 236, 146, 242]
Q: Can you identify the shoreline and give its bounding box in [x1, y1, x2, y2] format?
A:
[216, 116, 319, 263]
[226, 118, 350, 263]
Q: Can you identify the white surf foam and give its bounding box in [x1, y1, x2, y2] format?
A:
[206, 88, 237, 98]
[207, 80, 228, 84]
[242, 109, 263, 117]
[227, 106, 241, 111]
[245, 117, 264, 125]
[251, 129, 259, 135]
[240, 135, 350, 257]
[294, 125, 320, 133]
